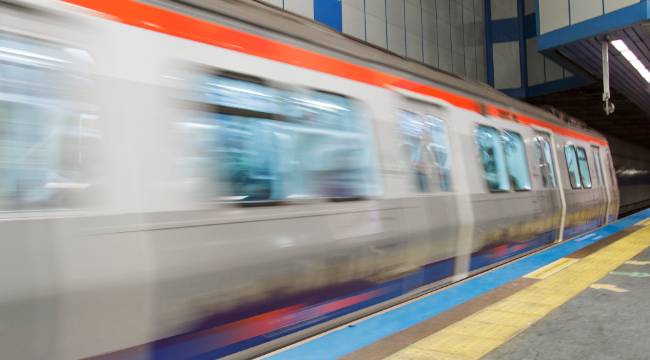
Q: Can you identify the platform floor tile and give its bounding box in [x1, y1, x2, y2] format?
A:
[385, 223, 650, 360]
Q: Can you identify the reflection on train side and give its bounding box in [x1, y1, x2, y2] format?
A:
[399, 110, 452, 193]
[476, 125, 531, 192]
[0, 34, 98, 211]
[177, 72, 380, 204]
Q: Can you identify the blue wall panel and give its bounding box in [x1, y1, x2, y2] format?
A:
[314, 0, 343, 31]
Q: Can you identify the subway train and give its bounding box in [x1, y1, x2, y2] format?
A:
[0, 1, 622, 359]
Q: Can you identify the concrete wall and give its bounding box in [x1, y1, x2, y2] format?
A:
[257, 0, 488, 83]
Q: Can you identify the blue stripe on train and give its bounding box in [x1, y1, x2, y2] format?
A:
[563, 218, 604, 239]
[469, 230, 557, 271]
[185, 226, 580, 359]
[98, 212, 640, 359]
[138, 227, 589, 358]
[144, 258, 456, 359]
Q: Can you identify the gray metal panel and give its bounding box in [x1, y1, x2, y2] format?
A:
[605, 0, 640, 13]
[539, 0, 570, 34]
[569, 0, 603, 25]
[342, 0, 366, 39]
[493, 41, 522, 89]
[283, 0, 314, 18]
[527, 38, 546, 86]
[491, 0, 518, 20]
[405, 0, 424, 61]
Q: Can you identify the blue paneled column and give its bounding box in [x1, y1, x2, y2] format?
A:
[517, 0, 528, 96]
[485, 0, 586, 98]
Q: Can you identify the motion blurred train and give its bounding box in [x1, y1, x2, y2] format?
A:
[0, 0, 625, 359]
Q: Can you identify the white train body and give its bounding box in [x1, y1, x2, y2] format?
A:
[0, 1, 618, 359]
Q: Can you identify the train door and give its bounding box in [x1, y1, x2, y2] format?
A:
[534, 131, 565, 241]
[396, 96, 461, 278]
[590, 145, 609, 224]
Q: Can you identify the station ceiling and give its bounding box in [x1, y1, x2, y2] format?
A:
[533, 18, 650, 149]
[526, 82, 650, 148]
[556, 24, 650, 119]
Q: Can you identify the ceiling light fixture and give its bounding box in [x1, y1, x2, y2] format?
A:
[611, 39, 650, 83]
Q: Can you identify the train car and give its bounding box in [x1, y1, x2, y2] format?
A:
[0, 0, 619, 359]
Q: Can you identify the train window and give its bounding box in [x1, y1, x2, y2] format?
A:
[401, 111, 431, 192]
[203, 73, 283, 115]
[399, 111, 452, 192]
[285, 90, 377, 199]
[200, 76, 281, 202]
[293, 91, 363, 132]
[534, 138, 556, 188]
[591, 147, 604, 187]
[534, 140, 544, 184]
[564, 145, 582, 189]
[576, 146, 592, 189]
[502, 131, 531, 191]
[0, 34, 97, 211]
[428, 115, 452, 192]
[476, 125, 510, 192]
[197, 73, 378, 203]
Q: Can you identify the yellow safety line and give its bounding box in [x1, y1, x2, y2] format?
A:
[385, 224, 650, 360]
[524, 258, 579, 279]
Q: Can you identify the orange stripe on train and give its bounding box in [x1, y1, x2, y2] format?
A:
[61, 0, 607, 146]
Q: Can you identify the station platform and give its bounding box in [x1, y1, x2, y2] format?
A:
[263, 208, 650, 360]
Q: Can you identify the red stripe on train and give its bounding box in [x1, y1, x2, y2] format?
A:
[61, 0, 607, 146]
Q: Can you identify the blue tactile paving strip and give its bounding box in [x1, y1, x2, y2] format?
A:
[268, 208, 650, 360]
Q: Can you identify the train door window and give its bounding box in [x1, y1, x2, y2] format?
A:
[196, 73, 378, 203]
[575, 146, 592, 189]
[476, 125, 510, 192]
[534, 139, 549, 188]
[534, 137, 556, 188]
[427, 115, 452, 192]
[591, 146, 604, 187]
[399, 111, 452, 192]
[401, 111, 431, 192]
[541, 139, 557, 188]
[0, 34, 97, 211]
[502, 131, 531, 191]
[564, 145, 582, 189]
